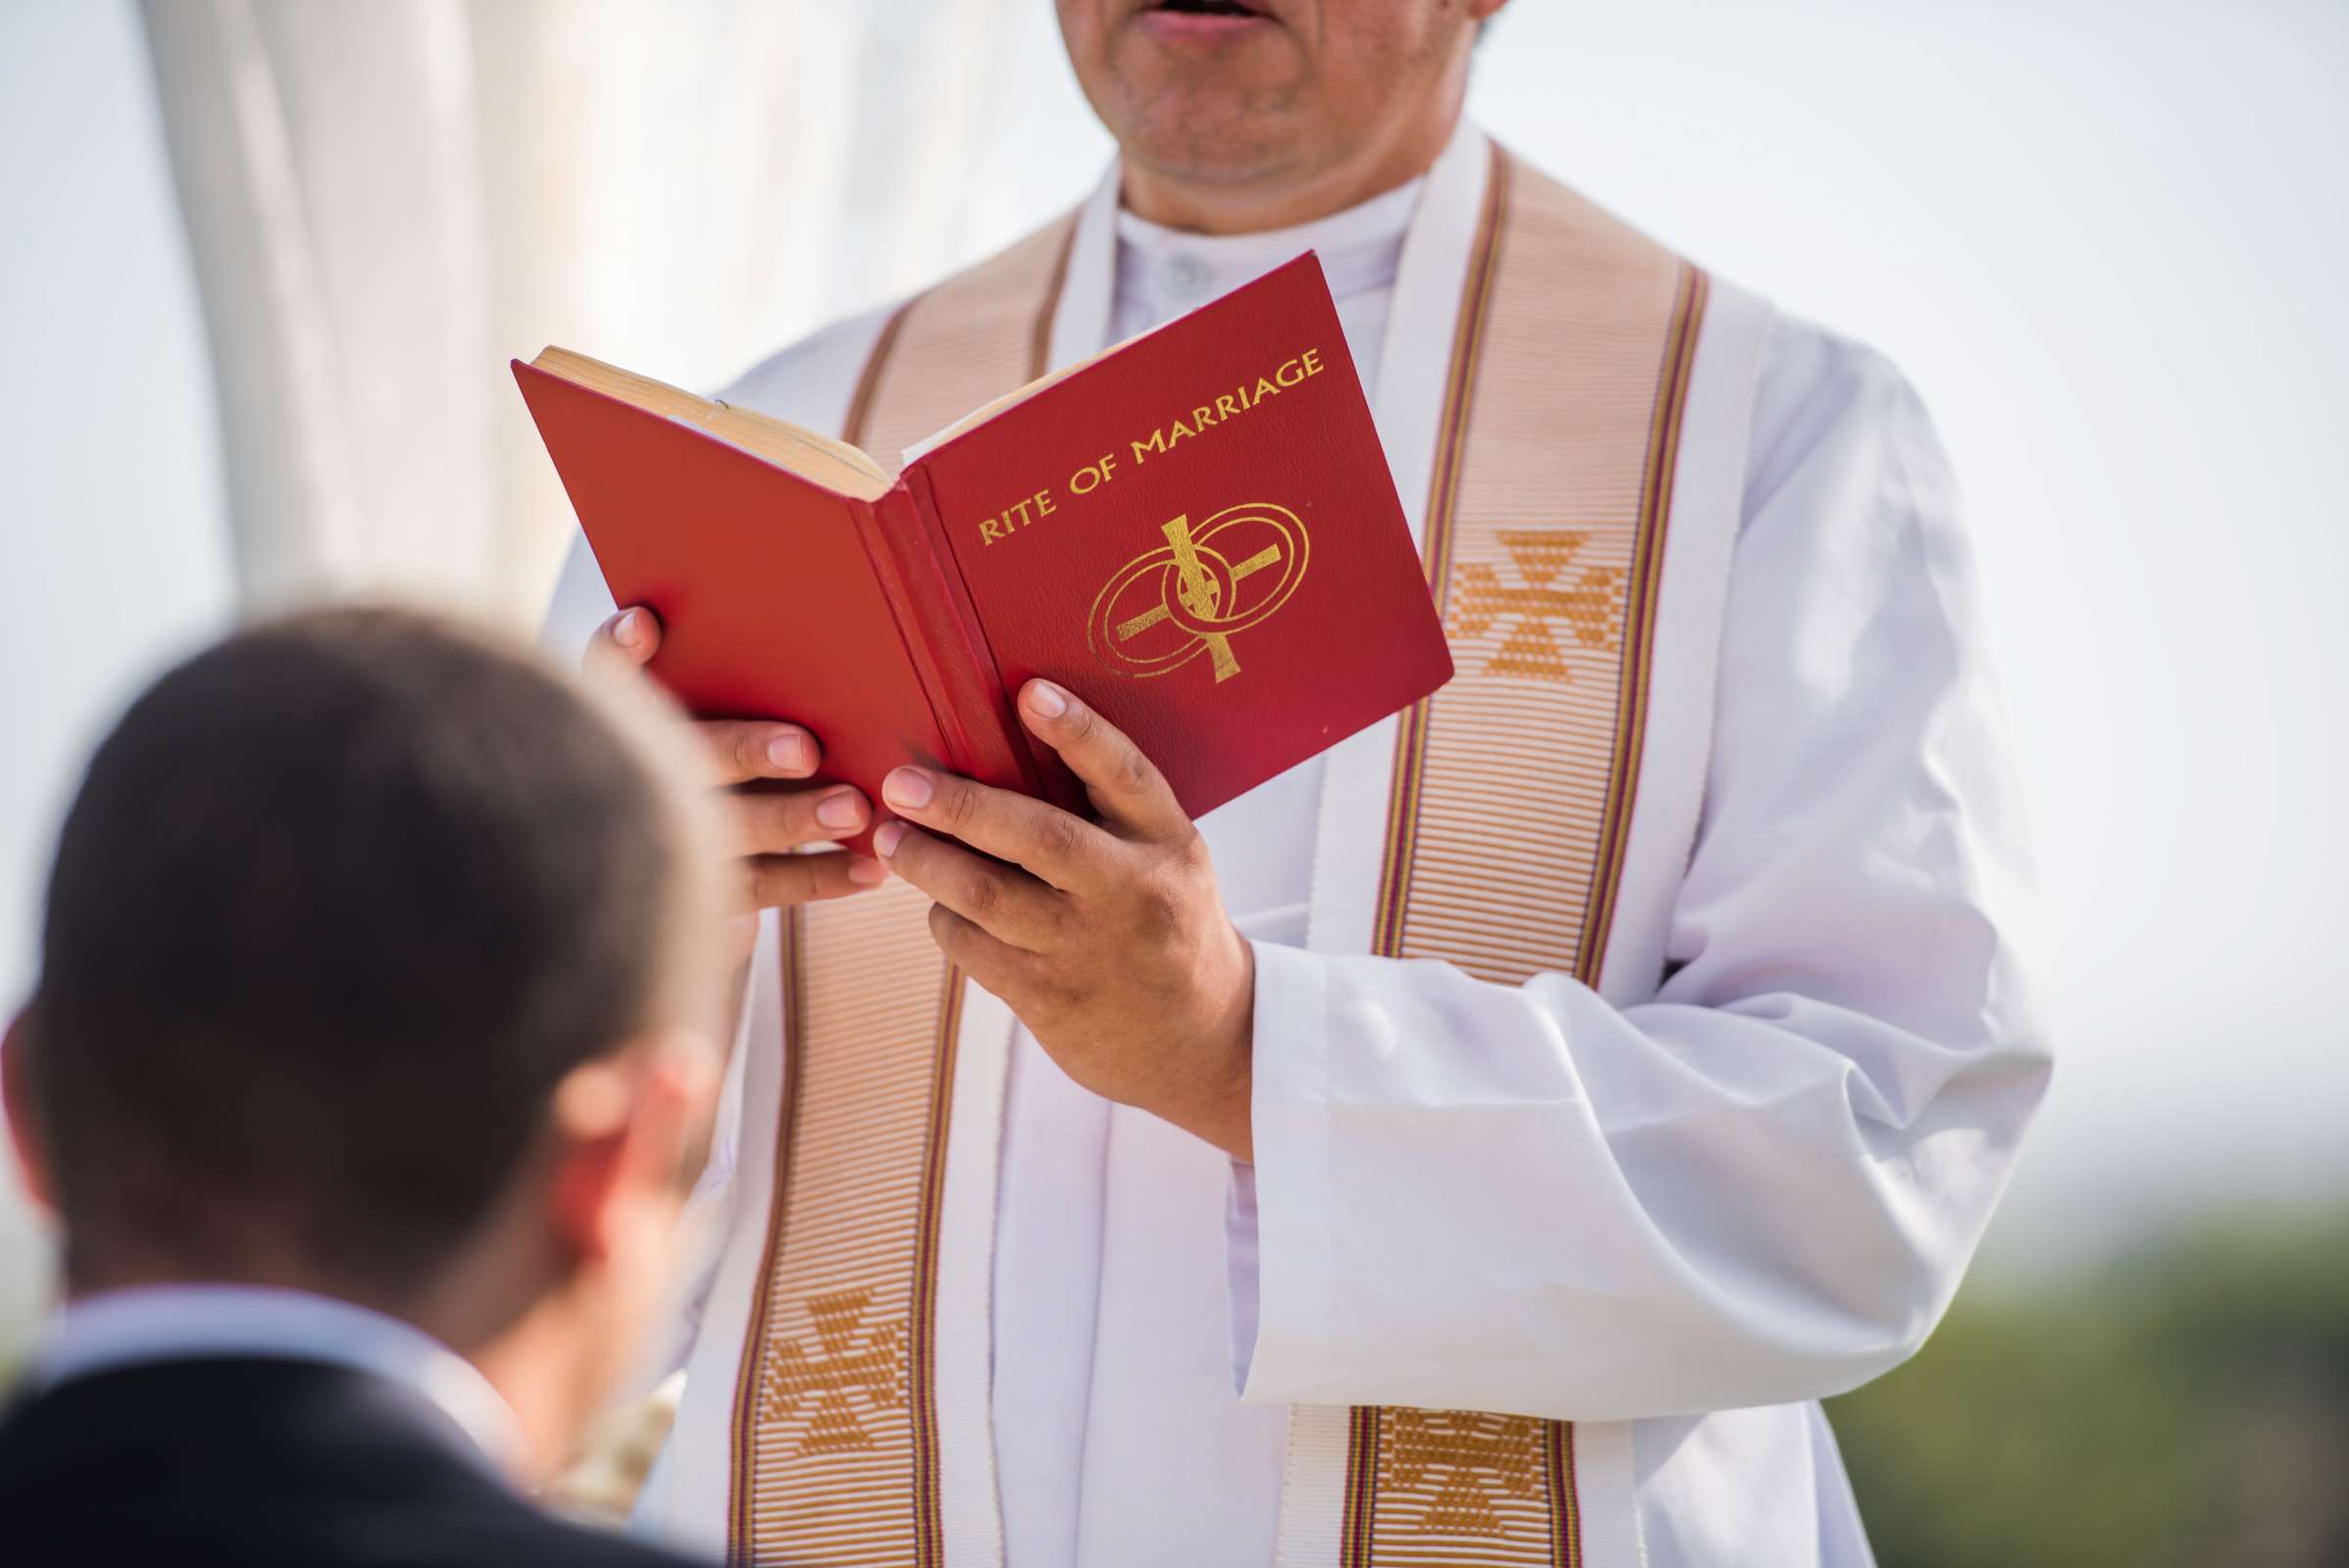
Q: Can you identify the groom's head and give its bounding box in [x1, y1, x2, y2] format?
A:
[3, 605, 730, 1471]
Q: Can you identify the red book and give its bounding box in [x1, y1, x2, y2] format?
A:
[514, 254, 1451, 850]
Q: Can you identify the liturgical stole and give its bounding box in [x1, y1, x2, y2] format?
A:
[724, 145, 1752, 1568]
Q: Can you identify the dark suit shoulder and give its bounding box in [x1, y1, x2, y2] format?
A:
[430, 1508, 717, 1568]
[0, 1359, 715, 1568]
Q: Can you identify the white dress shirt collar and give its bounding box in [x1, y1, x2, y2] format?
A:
[34, 1282, 525, 1476]
[1112, 172, 1424, 324]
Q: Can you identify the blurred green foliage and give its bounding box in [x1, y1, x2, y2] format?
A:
[1829, 1206, 2349, 1568]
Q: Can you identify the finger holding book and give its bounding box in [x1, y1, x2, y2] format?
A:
[873, 679, 1256, 1163]
[588, 606, 885, 912]
[1015, 677, 1192, 843]
[595, 609, 814, 790]
[870, 759, 1123, 896]
[868, 818, 1068, 954]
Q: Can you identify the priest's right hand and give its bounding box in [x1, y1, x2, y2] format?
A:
[589, 608, 887, 944]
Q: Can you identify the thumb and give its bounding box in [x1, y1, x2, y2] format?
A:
[587, 607, 662, 671]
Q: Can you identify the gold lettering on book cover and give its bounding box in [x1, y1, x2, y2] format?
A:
[979, 346, 1331, 549]
[1087, 500, 1310, 683]
[1449, 528, 1626, 683]
[757, 1287, 907, 1456]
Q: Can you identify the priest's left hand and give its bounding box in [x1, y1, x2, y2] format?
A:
[873, 679, 1255, 1163]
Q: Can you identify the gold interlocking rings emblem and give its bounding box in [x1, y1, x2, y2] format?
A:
[1086, 501, 1311, 684]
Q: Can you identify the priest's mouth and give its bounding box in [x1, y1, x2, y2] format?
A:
[1139, 0, 1279, 40]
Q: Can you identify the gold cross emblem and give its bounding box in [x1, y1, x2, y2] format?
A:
[1450, 528, 1624, 682]
[759, 1287, 905, 1456]
[1385, 1409, 1544, 1537]
[1087, 501, 1311, 684]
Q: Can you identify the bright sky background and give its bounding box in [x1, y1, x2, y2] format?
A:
[1, 1, 2343, 1333]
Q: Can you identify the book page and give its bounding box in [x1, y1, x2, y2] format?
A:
[531, 347, 893, 500]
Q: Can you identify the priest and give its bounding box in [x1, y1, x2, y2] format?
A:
[544, 3, 2051, 1564]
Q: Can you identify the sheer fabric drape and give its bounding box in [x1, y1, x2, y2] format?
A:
[139, 0, 1069, 621]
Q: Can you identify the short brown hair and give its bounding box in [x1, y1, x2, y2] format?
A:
[24, 606, 718, 1290]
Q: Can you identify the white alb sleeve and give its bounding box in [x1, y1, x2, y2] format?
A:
[1233, 327, 2051, 1421]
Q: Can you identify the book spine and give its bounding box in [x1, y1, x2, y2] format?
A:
[860, 478, 1043, 800]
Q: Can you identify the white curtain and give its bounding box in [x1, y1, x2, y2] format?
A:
[139, 0, 1102, 623]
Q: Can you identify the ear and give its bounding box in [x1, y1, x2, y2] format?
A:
[2, 1006, 58, 1214]
[543, 1033, 719, 1265]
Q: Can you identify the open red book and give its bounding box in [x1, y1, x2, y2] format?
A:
[514, 254, 1451, 850]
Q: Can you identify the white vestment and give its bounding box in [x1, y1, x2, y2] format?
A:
[544, 120, 2050, 1568]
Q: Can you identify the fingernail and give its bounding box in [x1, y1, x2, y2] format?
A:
[614, 609, 647, 647]
[847, 854, 887, 886]
[768, 731, 813, 772]
[1025, 681, 1068, 719]
[815, 790, 864, 830]
[873, 821, 906, 858]
[883, 767, 934, 810]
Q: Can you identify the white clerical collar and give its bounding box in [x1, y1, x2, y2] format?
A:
[34, 1283, 526, 1478]
[1114, 173, 1425, 318]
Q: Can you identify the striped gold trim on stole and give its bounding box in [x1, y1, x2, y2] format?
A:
[1344, 149, 1710, 1568]
[1584, 264, 1705, 956]
[729, 887, 958, 1567]
[1371, 143, 1507, 962]
[726, 211, 1079, 1566]
[841, 302, 915, 466]
[849, 212, 1080, 474]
